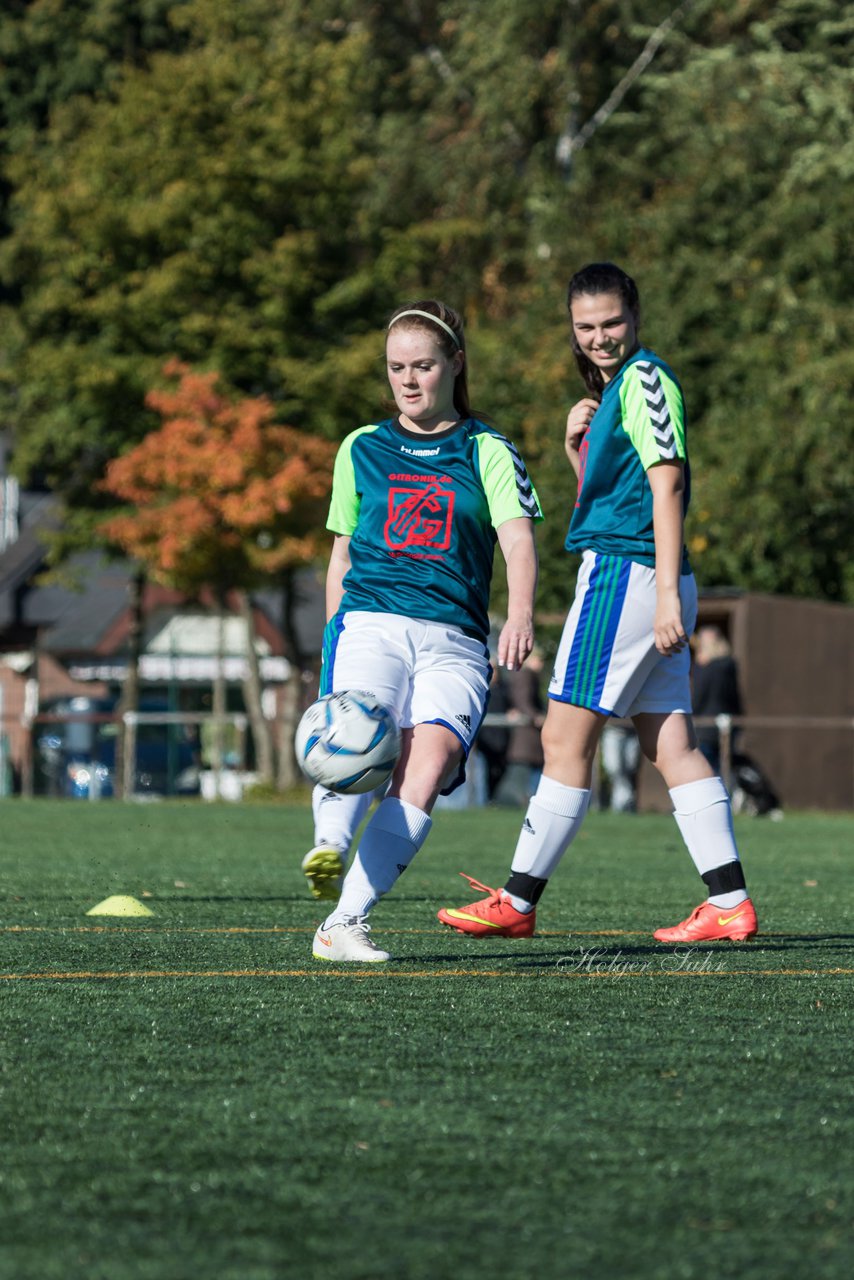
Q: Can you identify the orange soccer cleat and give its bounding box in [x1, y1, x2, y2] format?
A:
[653, 897, 758, 943]
[437, 873, 536, 938]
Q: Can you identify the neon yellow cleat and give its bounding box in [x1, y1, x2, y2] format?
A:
[301, 845, 345, 901]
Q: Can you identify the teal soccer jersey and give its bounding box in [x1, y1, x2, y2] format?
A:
[327, 417, 542, 643]
[567, 346, 690, 567]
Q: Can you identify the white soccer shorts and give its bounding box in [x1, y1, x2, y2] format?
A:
[320, 610, 491, 757]
[549, 550, 698, 718]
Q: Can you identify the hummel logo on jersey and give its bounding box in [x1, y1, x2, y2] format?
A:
[455, 714, 472, 731]
[399, 444, 440, 457]
[522, 818, 536, 835]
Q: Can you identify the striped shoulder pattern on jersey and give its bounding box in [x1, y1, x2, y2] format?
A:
[635, 362, 677, 460]
[483, 430, 541, 518]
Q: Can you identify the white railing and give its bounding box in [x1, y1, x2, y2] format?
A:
[10, 708, 854, 806]
[479, 712, 854, 808]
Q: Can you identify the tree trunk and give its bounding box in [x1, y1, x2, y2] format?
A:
[115, 566, 145, 800]
[235, 588, 274, 785]
[277, 565, 309, 791]
[210, 589, 228, 789]
[277, 676, 300, 790]
[20, 668, 39, 799]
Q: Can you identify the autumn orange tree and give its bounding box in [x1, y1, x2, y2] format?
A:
[100, 360, 336, 787]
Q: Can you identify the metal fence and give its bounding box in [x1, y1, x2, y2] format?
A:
[4, 708, 853, 807]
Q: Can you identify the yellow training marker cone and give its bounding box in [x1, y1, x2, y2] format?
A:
[86, 895, 155, 918]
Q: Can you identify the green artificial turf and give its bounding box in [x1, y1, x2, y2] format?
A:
[0, 800, 851, 1280]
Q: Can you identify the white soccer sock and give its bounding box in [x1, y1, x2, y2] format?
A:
[312, 785, 373, 855]
[324, 797, 432, 925]
[669, 776, 748, 908]
[504, 776, 591, 911]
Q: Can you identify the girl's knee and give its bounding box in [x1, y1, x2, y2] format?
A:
[541, 724, 595, 773]
[540, 718, 565, 764]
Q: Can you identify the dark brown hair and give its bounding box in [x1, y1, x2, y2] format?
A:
[566, 263, 641, 398]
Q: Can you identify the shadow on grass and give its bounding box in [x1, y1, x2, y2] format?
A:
[151, 895, 316, 903]
[391, 949, 559, 965]
[424, 932, 854, 964]
[139, 893, 444, 904]
[758, 933, 854, 944]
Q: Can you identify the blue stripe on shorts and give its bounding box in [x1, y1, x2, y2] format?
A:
[319, 612, 347, 695]
[564, 554, 632, 710]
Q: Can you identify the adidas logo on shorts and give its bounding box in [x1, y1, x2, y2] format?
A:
[455, 714, 472, 731]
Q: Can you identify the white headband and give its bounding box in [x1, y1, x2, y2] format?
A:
[388, 309, 462, 348]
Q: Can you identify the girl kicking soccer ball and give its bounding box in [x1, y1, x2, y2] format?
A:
[309, 299, 542, 961]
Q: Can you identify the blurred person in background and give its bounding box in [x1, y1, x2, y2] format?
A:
[599, 722, 640, 812]
[494, 645, 546, 805]
[692, 625, 781, 817]
[475, 665, 511, 801]
[691, 624, 742, 777]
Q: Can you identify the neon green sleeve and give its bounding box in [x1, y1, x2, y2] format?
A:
[620, 363, 686, 470]
[326, 426, 378, 534]
[475, 433, 544, 526]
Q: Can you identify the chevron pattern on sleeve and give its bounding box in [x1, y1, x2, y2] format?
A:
[499, 436, 540, 517]
[636, 362, 677, 459]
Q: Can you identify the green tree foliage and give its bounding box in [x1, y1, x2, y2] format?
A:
[1, 2, 381, 504]
[0, 0, 851, 605]
[586, 0, 854, 602]
[0, 0, 187, 139]
[484, 0, 854, 606]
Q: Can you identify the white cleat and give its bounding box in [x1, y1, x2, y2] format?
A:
[312, 917, 391, 963]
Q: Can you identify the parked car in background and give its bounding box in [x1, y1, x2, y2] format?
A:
[34, 696, 201, 799]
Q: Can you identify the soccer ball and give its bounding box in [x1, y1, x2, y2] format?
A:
[294, 690, 401, 795]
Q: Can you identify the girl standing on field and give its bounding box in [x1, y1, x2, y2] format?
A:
[438, 262, 758, 944]
[308, 299, 542, 962]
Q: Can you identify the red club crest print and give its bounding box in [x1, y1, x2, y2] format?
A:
[385, 478, 455, 550]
